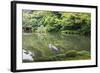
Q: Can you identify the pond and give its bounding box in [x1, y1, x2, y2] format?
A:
[22, 33, 91, 62]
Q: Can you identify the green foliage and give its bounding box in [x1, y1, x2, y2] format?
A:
[77, 50, 90, 57]
[22, 10, 91, 35]
[33, 50, 90, 62]
[65, 50, 78, 57]
[22, 10, 91, 62]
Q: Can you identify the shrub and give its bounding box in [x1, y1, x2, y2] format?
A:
[65, 50, 78, 57]
[34, 53, 66, 62]
[56, 54, 65, 58]
[77, 50, 90, 56]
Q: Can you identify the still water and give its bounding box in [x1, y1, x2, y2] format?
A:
[22, 33, 90, 59]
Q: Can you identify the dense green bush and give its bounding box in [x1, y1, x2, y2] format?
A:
[77, 50, 90, 56]
[33, 50, 90, 62]
[65, 50, 78, 57]
[22, 10, 91, 35]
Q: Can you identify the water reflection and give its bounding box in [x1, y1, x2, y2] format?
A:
[22, 33, 90, 61]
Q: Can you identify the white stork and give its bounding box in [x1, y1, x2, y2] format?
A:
[48, 44, 59, 53]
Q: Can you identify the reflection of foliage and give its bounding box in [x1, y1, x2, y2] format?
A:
[22, 10, 91, 35]
[22, 33, 90, 62]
